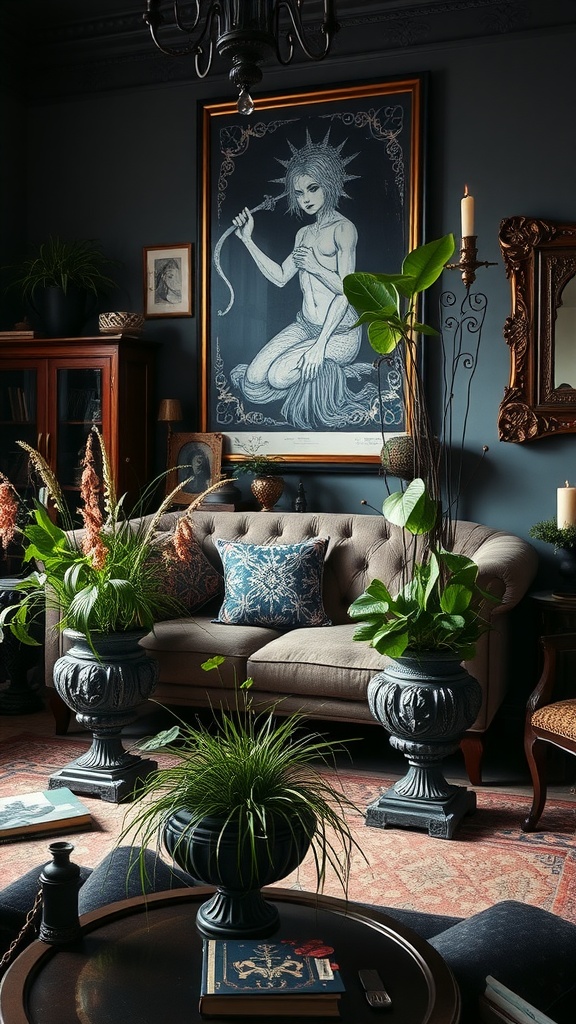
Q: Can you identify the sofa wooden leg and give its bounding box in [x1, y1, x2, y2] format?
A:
[460, 734, 484, 786]
[48, 689, 71, 736]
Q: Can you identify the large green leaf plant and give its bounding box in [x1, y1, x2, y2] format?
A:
[343, 235, 497, 659]
[348, 477, 495, 659]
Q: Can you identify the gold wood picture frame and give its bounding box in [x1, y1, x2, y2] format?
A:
[199, 77, 425, 467]
[143, 243, 193, 318]
[166, 431, 223, 504]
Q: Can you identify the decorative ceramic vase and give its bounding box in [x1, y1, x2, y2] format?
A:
[49, 629, 159, 802]
[366, 653, 482, 839]
[251, 475, 284, 511]
[164, 808, 312, 937]
[39, 842, 82, 945]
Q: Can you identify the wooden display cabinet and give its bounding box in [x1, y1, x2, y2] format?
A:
[0, 333, 157, 521]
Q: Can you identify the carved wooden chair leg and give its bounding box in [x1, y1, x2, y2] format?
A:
[522, 731, 548, 832]
[460, 734, 484, 786]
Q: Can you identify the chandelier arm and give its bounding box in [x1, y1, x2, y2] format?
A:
[173, 0, 202, 35]
[274, 0, 339, 64]
[143, 0, 217, 63]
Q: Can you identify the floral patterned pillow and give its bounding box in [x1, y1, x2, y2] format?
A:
[151, 518, 223, 617]
[214, 537, 331, 628]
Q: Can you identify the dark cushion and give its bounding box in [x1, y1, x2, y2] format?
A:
[429, 899, 576, 1023]
[77, 846, 193, 914]
[214, 537, 331, 628]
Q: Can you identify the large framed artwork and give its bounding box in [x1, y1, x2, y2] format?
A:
[199, 77, 425, 467]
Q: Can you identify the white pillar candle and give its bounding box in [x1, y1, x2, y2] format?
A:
[557, 481, 576, 528]
[461, 185, 475, 237]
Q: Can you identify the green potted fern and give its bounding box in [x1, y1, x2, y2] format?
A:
[3, 236, 119, 337]
[120, 657, 362, 937]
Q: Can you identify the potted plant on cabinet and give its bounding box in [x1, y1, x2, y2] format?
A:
[2, 236, 119, 338]
[341, 235, 498, 838]
[119, 658, 362, 938]
[232, 436, 285, 511]
[0, 428, 228, 801]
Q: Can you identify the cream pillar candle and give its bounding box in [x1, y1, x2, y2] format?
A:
[461, 185, 475, 237]
[557, 481, 576, 528]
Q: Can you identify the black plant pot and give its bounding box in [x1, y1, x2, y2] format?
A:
[164, 808, 313, 937]
[29, 284, 95, 338]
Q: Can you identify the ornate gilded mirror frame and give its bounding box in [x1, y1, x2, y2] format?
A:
[498, 216, 576, 442]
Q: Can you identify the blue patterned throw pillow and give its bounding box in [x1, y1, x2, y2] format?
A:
[214, 537, 331, 628]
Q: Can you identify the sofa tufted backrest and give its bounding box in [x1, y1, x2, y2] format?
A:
[152, 510, 525, 627]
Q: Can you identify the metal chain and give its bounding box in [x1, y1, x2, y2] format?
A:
[0, 887, 43, 971]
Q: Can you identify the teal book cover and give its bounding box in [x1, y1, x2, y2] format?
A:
[201, 939, 345, 997]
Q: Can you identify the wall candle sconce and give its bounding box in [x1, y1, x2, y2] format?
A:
[446, 186, 497, 288]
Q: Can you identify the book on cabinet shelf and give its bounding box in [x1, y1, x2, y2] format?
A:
[199, 938, 345, 1018]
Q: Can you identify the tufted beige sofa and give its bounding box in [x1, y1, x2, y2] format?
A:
[45, 509, 538, 785]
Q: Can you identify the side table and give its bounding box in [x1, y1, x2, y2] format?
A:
[0, 887, 461, 1024]
[531, 590, 576, 635]
[0, 577, 44, 715]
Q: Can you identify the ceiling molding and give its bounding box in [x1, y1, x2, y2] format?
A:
[1, 1, 575, 100]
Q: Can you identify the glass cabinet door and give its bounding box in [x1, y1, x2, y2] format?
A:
[56, 366, 103, 492]
[0, 366, 38, 485]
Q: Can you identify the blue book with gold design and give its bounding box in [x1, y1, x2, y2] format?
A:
[199, 938, 345, 1017]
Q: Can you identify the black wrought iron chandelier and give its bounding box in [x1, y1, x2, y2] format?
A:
[143, 1, 339, 115]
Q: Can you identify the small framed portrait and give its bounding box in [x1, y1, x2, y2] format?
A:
[143, 243, 193, 318]
[166, 431, 223, 504]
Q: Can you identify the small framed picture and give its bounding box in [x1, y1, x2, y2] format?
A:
[166, 431, 223, 504]
[143, 243, 193, 318]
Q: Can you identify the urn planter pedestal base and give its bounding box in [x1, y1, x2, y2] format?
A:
[367, 655, 482, 840]
[48, 751, 157, 804]
[50, 629, 159, 803]
[366, 783, 476, 840]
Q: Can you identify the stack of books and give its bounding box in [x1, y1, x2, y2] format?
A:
[199, 938, 345, 1017]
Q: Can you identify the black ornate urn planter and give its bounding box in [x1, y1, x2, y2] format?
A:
[366, 653, 482, 839]
[164, 808, 313, 937]
[49, 629, 159, 803]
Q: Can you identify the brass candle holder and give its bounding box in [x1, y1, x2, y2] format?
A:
[446, 236, 497, 288]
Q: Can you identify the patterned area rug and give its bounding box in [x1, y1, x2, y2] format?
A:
[1, 733, 575, 924]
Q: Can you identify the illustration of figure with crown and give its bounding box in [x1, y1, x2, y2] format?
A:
[220, 130, 380, 431]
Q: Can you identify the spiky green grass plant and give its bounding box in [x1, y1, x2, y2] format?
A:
[120, 664, 364, 897]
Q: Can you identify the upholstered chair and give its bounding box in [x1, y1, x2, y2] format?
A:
[523, 632, 576, 831]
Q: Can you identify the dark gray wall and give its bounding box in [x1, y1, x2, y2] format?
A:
[4, 21, 576, 592]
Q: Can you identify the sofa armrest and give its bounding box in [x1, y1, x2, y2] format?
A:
[471, 532, 538, 613]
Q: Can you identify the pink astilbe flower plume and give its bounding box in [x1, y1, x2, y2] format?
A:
[79, 433, 107, 570]
[170, 516, 195, 564]
[0, 473, 19, 553]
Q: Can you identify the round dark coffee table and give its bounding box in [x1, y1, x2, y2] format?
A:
[0, 887, 460, 1023]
